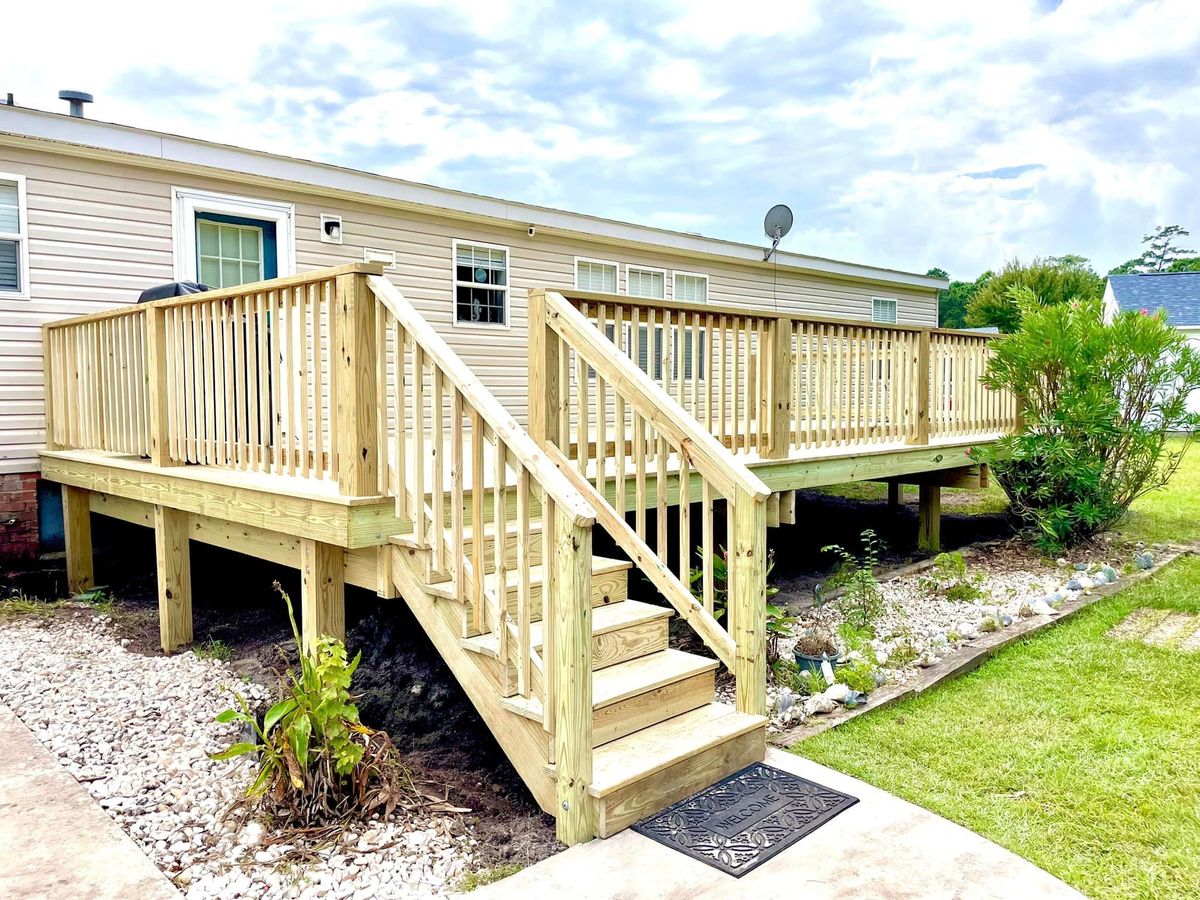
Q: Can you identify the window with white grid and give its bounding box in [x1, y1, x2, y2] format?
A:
[673, 272, 708, 303]
[575, 258, 617, 293]
[872, 297, 898, 324]
[627, 265, 666, 299]
[0, 175, 28, 298]
[454, 241, 508, 325]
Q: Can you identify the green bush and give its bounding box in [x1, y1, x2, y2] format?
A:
[920, 551, 985, 602]
[211, 584, 411, 826]
[965, 256, 1104, 332]
[975, 289, 1200, 550]
[838, 658, 879, 694]
[822, 530, 888, 631]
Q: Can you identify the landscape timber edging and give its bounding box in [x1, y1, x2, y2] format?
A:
[772, 543, 1196, 747]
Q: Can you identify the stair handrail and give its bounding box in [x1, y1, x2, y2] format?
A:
[532, 289, 771, 717]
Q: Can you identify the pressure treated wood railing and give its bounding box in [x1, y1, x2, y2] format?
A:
[530, 289, 772, 718]
[366, 274, 599, 843]
[556, 290, 1018, 460]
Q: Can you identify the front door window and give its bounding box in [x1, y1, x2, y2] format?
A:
[194, 213, 278, 288]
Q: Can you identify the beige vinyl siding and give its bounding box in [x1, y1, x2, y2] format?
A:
[0, 143, 937, 475]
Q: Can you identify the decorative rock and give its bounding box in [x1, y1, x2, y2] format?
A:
[1099, 565, 1119, 583]
[1029, 599, 1057, 616]
[803, 695, 838, 716]
[820, 683, 851, 703]
[1135, 552, 1154, 570]
[955, 620, 980, 640]
[1074, 562, 1088, 572]
[774, 688, 795, 714]
[842, 691, 869, 709]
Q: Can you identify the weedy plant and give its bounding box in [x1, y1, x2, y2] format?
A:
[822, 530, 889, 632]
[920, 551, 986, 602]
[211, 583, 416, 828]
[690, 547, 793, 663]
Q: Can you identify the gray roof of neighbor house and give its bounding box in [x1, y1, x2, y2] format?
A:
[1108, 272, 1200, 326]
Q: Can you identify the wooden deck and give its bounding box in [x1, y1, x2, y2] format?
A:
[39, 264, 1015, 845]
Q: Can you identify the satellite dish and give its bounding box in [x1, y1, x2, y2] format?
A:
[763, 204, 793, 261]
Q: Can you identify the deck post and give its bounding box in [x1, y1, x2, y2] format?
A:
[62, 485, 94, 594]
[153, 505, 193, 653]
[767, 319, 792, 458]
[527, 289, 561, 448]
[145, 304, 178, 467]
[918, 484, 941, 553]
[333, 270, 379, 495]
[300, 538, 346, 654]
[908, 329, 931, 445]
[552, 505, 596, 844]
[888, 481, 905, 511]
[731, 488, 767, 717]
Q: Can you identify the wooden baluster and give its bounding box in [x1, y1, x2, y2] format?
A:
[451, 389, 465, 597]
[656, 434, 668, 559]
[311, 285, 324, 476]
[494, 436, 508, 671]
[718, 315, 728, 447]
[705, 313, 715, 435]
[374, 291, 387, 492]
[614, 306, 626, 518]
[541, 495, 556, 733]
[677, 454, 690, 582]
[470, 410, 485, 634]
[432, 367, 446, 573]
[576, 328, 589, 477]
[730, 316, 740, 452]
[702, 480, 714, 614]
[412, 344, 426, 543]
[633, 413, 647, 541]
[394, 324, 407, 516]
[516, 466, 532, 697]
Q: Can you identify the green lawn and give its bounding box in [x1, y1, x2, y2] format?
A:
[794, 440, 1200, 899]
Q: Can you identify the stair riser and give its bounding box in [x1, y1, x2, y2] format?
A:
[597, 726, 766, 837]
[592, 670, 714, 748]
[498, 567, 628, 619]
[535, 617, 668, 671]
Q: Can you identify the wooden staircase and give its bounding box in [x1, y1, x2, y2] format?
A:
[389, 521, 766, 838]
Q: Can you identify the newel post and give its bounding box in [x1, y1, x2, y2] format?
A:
[527, 289, 561, 448]
[552, 505, 596, 844]
[333, 270, 379, 495]
[731, 488, 767, 717]
[908, 329, 931, 445]
[766, 318, 793, 459]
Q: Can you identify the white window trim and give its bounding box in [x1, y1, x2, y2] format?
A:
[451, 238, 511, 329]
[673, 270, 709, 304]
[626, 264, 669, 300]
[573, 256, 621, 293]
[871, 296, 899, 324]
[0, 172, 30, 300]
[171, 186, 295, 283]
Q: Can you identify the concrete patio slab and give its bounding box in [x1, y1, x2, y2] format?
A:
[469, 748, 1083, 900]
[0, 703, 178, 900]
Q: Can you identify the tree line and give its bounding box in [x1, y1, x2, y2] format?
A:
[932, 225, 1200, 330]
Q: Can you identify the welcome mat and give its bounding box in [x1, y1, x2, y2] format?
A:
[631, 762, 858, 877]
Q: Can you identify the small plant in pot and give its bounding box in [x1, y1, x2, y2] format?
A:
[794, 583, 842, 674]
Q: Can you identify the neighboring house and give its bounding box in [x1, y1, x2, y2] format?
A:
[1104, 272, 1200, 416]
[0, 102, 945, 560]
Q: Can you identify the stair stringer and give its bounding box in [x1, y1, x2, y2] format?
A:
[388, 545, 557, 816]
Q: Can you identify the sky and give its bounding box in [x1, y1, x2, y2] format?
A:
[7, 0, 1200, 279]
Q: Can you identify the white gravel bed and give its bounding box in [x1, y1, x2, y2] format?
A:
[0, 612, 475, 899]
[749, 541, 1157, 733]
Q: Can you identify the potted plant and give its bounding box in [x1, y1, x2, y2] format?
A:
[794, 583, 842, 674]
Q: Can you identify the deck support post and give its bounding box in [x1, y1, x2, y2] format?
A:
[552, 505, 596, 845]
[62, 485, 94, 594]
[888, 482, 905, 512]
[918, 484, 941, 553]
[907, 330, 931, 445]
[766, 319, 792, 459]
[300, 538, 346, 655]
[154, 505, 193, 653]
[731, 488, 767, 717]
[333, 271, 379, 495]
[145, 305, 179, 468]
[528, 289, 562, 448]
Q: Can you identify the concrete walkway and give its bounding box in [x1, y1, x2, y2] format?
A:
[472, 748, 1083, 900]
[0, 704, 178, 899]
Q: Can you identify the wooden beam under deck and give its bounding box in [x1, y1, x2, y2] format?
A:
[40, 450, 409, 550]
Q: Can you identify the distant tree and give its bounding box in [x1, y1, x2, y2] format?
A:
[966, 257, 1103, 332]
[1169, 257, 1200, 273]
[1108, 225, 1196, 274]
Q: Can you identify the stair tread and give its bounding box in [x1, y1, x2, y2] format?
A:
[484, 554, 632, 592]
[501, 648, 717, 720]
[461, 599, 672, 659]
[588, 703, 767, 797]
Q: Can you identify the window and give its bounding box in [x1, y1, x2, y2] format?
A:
[575, 257, 618, 293]
[172, 187, 294, 286]
[196, 217, 265, 288]
[872, 297, 898, 324]
[453, 240, 508, 325]
[0, 174, 28, 298]
[627, 265, 666, 299]
[673, 272, 708, 304]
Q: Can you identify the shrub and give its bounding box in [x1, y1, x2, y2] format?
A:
[975, 289, 1200, 550]
[211, 584, 413, 827]
[822, 530, 889, 631]
[965, 257, 1104, 332]
[920, 552, 985, 602]
[838, 658, 879, 694]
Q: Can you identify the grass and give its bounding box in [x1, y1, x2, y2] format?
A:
[793, 451, 1200, 898]
[1113, 437, 1200, 545]
[194, 638, 234, 662]
[456, 863, 525, 892]
[0, 587, 115, 621]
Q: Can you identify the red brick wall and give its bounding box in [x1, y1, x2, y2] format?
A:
[0, 472, 39, 562]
